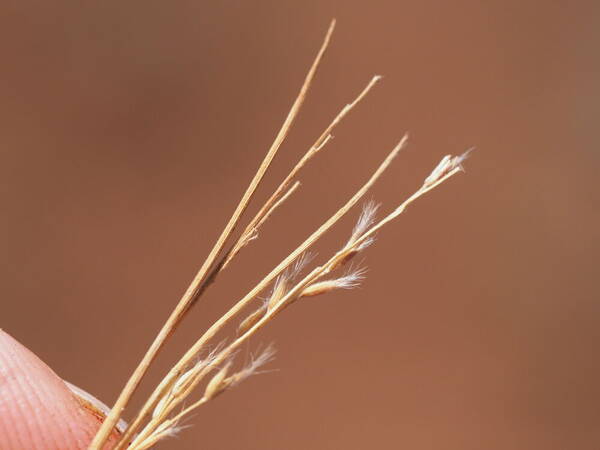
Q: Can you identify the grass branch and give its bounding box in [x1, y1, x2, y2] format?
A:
[90, 19, 336, 449]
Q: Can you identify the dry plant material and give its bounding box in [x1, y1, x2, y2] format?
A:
[90, 19, 470, 449]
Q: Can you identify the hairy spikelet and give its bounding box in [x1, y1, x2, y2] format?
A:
[237, 305, 267, 336]
[227, 345, 277, 387]
[301, 267, 367, 297]
[348, 201, 380, 246]
[204, 362, 233, 401]
[424, 149, 472, 188]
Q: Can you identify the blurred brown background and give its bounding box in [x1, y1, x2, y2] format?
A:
[1, 1, 599, 449]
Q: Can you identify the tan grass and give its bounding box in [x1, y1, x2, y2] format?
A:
[89, 19, 469, 450]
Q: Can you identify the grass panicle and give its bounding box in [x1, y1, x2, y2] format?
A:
[90, 20, 469, 450]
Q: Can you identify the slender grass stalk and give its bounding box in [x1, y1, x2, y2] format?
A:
[90, 18, 469, 449]
[89, 19, 337, 450]
[116, 137, 407, 448]
[126, 150, 467, 449]
[223, 74, 382, 268]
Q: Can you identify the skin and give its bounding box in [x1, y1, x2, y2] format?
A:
[0, 329, 118, 449]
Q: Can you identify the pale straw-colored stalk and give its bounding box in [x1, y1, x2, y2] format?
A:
[90, 19, 336, 449]
[91, 19, 470, 450]
[222, 74, 382, 268]
[114, 67, 388, 450]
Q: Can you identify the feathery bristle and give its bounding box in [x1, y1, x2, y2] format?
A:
[350, 201, 380, 244]
[229, 345, 277, 386]
[424, 149, 472, 188]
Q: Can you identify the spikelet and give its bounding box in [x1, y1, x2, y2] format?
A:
[238, 253, 312, 336]
[336, 202, 379, 268]
[227, 345, 277, 387]
[301, 267, 366, 298]
[424, 149, 472, 188]
[267, 275, 289, 310]
[347, 201, 379, 247]
[172, 368, 196, 394]
[268, 252, 313, 310]
[152, 392, 171, 420]
[204, 362, 233, 400]
[237, 305, 267, 336]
